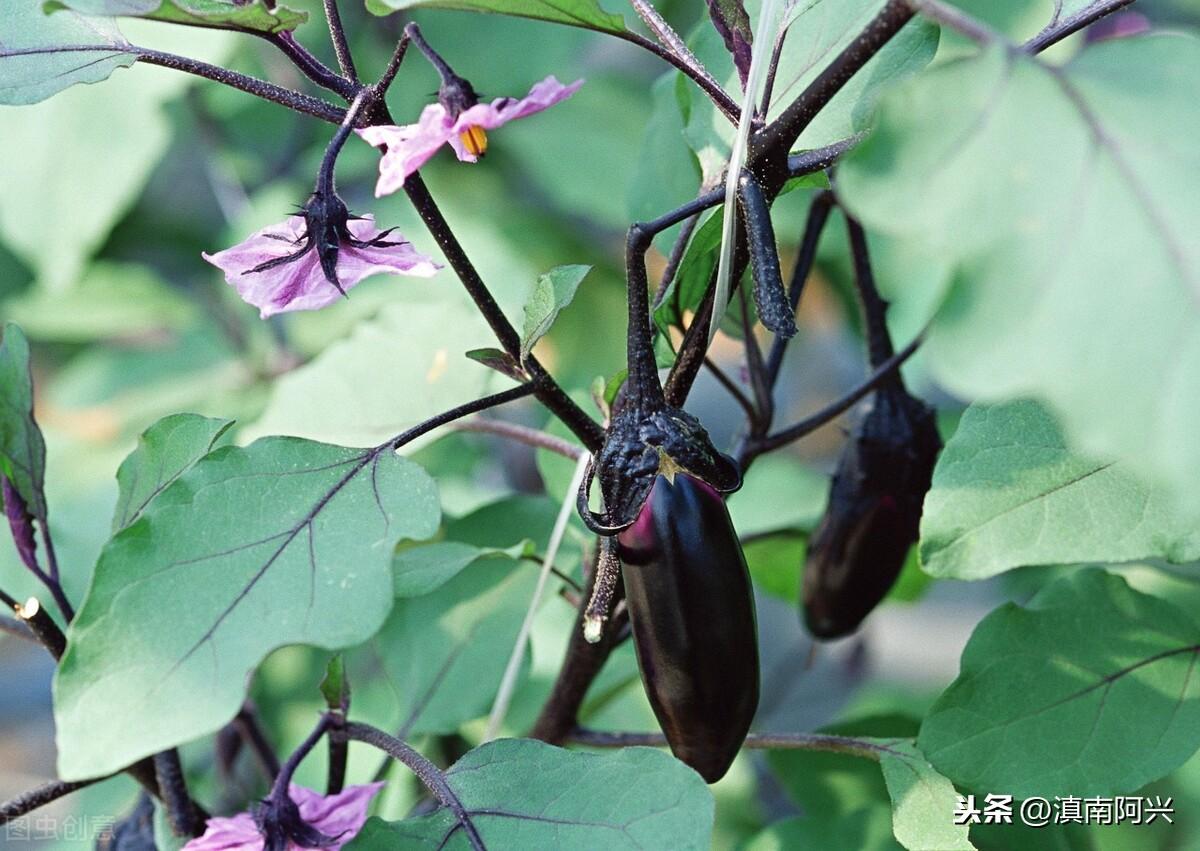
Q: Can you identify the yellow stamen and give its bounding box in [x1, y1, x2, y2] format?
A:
[459, 125, 488, 157]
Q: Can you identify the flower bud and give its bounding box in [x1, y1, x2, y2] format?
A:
[802, 385, 941, 638]
[618, 473, 759, 783]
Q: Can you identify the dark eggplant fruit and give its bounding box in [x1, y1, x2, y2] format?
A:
[802, 382, 941, 639]
[618, 473, 759, 783]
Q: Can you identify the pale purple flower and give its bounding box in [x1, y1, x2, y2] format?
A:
[183, 783, 383, 851]
[203, 212, 439, 319]
[357, 76, 584, 196]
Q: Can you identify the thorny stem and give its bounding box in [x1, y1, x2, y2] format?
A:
[1025, 0, 1138, 51]
[754, 0, 914, 167]
[135, 47, 346, 124]
[704, 357, 757, 422]
[389, 385, 537, 451]
[568, 728, 904, 761]
[316, 90, 371, 197]
[403, 174, 606, 451]
[405, 22, 460, 85]
[342, 722, 486, 851]
[452, 418, 584, 460]
[376, 32, 412, 99]
[0, 586, 18, 610]
[322, 0, 361, 83]
[743, 335, 923, 461]
[265, 32, 357, 99]
[234, 706, 282, 782]
[616, 31, 740, 123]
[764, 190, 836, 386]
[153, 751, 206, 838]
[846, 217, 895, 368]
[1, 777, 110, 826]
[17, 598, 66, 660]
[270, 715, 331, 802]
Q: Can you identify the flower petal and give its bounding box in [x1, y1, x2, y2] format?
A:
[293, 782, 385, 849]
[182, 812, 263, 851]
[453, 75, 584, 134]
[203, 216, 439, 319]
[357, 104, 455, 196]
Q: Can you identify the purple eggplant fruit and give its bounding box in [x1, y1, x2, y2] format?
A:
[618, 473, 758, 783]
[803, 383, 941, 638]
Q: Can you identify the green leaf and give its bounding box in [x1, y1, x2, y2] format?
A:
[245, 292, 501, 448]
[0, 323, 48, 520]
[0, 21, 233, 289]
[837, 35, 1200, 514]
[876, 740, 975, 851]
[320, 653, 348, 711]
[393, 540, 527, 597]
[519, 264, 591, 363]
[0, 1, 134, 105]
[45, 0, 307, 34]
[3, 262, 198, 341]
[744, 532, 804, 601]
[364, 0, 628, 35]
[921, 401, 1200, 581]
[919, 569, 1200, 799]
[347, 739, 713, 850]
[353, 554, 535, 736]
[111, 413, 234, 532]
[54, 437, 440, 779]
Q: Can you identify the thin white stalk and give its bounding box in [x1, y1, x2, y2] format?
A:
[484, 453, 592, 741]
[710, 0, 785, 346]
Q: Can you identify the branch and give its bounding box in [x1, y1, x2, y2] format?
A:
[263, 32, 357, 98]
[1025, 0, 1137, 52]
[233, 705, 281, 782]
[755, 0, 914, 161]
[452, 418, 584, 460]
[744, 334, 923, 459]
[616, 30, 739, 123]
[135, 47, 347, 123]
[1, 776, 110, 825]
[322, 0, 360, 82]
[402, 174, 606, 451]
[16, 597, 66, 660]
[342, 722, 485, 851]
[568, 728, 901, 761]
[846, 217, 895, 368]
[153, 751, 205, 838]
[390, 384, 537, 451]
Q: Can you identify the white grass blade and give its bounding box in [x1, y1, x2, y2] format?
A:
[710, 0, 785, 346]
[484, 452, 592, 741]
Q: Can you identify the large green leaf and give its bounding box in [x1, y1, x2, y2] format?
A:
[348, 739, 713, 849]
[921, 401, 1200, 580]
[0, 0, 134, 105]
[919, 569, 1200, 799]
[364, 0, 628, 35]
[54, 437, 440, 779]
[876, 739, 975, 851]
[245, 292, 500, 448]
[44, 0, 307, 34]
[520, 264, 591, 363]
[111, 413, 234, 532]
[0, 20, 233, 290]
[352, 554, 535, 737]
[837, 34, 1200, 514]
[0, 323, 48, 520]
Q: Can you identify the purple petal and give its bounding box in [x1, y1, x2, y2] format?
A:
[202, 216, 439, 319]
[182, 812, 262, 851]
[293, 783, 385, 848]
[357, 105, 455, 197]
[452, 76, 584, 137]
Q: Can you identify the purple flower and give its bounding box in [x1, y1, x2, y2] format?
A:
[183, 783, 383, 851]
[203, 210, 439, 319]
[357, 76, 584, 196]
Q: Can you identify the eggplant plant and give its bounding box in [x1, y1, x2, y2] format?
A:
[1, 0, 1199, 849]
